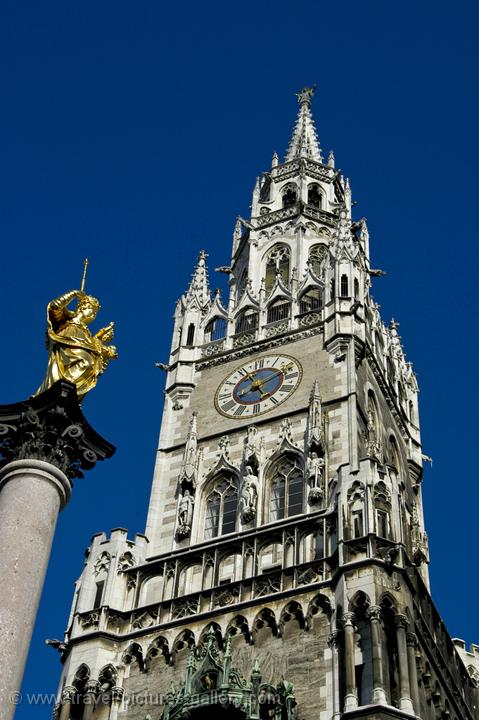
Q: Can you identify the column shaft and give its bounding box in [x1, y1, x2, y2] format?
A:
[370, 607, 387, 704]
[0, 460, 70, 720]
[395, 615, 414, 715]
[343, 613, 358, 711]
[406, 633, 420, 717]
[328, 633, 341, 720]
[108, 688, 125, 720]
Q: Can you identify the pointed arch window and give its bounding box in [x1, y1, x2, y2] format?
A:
[282, 186, 297, 209]
[204, 476, 238, 540]
[235, 308, 258, 335]
[307, 183, 322, 208]
[340, 274, 349, 297]
[269, 456, 304, 521]
[267, 298, 290, 324]
[205, 317, 227, 343]
[186, 323, 195, 347]
[265, 245, 291, 294]
[354, 278, 359, 299]
[308, 244, 328, 278]
[299, 287, 322, 314]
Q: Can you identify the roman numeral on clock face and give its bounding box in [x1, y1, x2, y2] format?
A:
[221, 399, 236, 412]
[280, 385, 294, 393]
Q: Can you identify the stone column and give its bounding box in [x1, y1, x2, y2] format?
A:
[0, 459, 71, 720]
[0, 380, 115, 720]
[109, 687, 125, 720]
[59, 686, 77, 720]
[369, 606, 387, 705]
[82, 681, 100, 720]
[395, 614, 414, 715]
[328, 632, 341, 720]
[406, 632, 420, 717]
[343, 612, 358, 712]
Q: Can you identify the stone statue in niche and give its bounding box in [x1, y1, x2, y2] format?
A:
[176, 490, 194, 539]
[307, 451, 324, 504]
[239, 465, 258, 523]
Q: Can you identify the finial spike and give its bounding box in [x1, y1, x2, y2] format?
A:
[80, 258, 89, 293]
[286, 86, 322, 163]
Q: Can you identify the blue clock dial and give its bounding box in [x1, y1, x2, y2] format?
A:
[215, 355, 302, 418]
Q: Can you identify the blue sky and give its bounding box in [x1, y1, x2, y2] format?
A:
[1, 1, 478, 716]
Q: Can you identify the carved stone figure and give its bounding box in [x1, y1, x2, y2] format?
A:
[176, 490, 194, 539]
[36, 285, 117, 400]
[307, 451, 324, 504]
[239, 465, 258, 523]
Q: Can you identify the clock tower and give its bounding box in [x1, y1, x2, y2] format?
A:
[54, 89, 479, 720]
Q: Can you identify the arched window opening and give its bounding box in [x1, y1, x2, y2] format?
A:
[374, 482, 392, 540]
[300, 530, 324, 563]
[354, 278, 360, 299]
[186, 323, 195, 347]
[347, 482, 365, 540]
[307, 183, 322, 208]
[204, 476, 238, 540]
[352, 509, 364, 538]
[235, 309, 258, 335]
[269, 456, 304, 521]
[265, 245, 290, 294]
[140, 576, 164, 606]
[330, 278, 335, 300]
[376, 509, 390, 538]
[340, 274, 349, 297]
[93, 580, 105, 609]
[308, 244, 328, 277]
[259, 542, 284, 573]
[282, 186, 297, 209]
[299, 287, 322, 315]
[267, 298, 290, 324]
[177, 563, 203, 596]
[70, 665, 90, 720]
[205, 317, 227, 343]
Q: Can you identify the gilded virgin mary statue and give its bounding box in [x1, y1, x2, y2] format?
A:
[35, 285, 118, 401]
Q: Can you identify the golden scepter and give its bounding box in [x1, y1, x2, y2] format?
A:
[80, 258, 89, 293]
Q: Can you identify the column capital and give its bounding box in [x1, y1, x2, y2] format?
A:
[406, 631, 418, 648]
[368, 605, 383, 622]
[111, 686, 125, 702]
[84, 680, 101, 697]
[61, 685, 77, 702]
[342, 612, 356, 628]
[0, 381, 115, 494]
[395, 613, 409, 630]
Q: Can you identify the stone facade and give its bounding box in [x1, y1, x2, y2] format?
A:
[53, 90, 478, 720]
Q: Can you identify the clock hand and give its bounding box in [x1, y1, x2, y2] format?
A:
[252, 364, 293, 389]
[239, 363, 294, 398]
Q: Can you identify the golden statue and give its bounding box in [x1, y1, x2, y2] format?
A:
[35, 260, 118, 400]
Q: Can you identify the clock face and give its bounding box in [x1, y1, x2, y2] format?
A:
[215, 354, 302, 418]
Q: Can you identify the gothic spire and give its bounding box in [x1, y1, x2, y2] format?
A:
[184, 250, 211, 310]
[285, 85, 323, 163]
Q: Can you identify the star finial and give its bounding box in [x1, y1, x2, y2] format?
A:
[295, 84, 317, 105]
